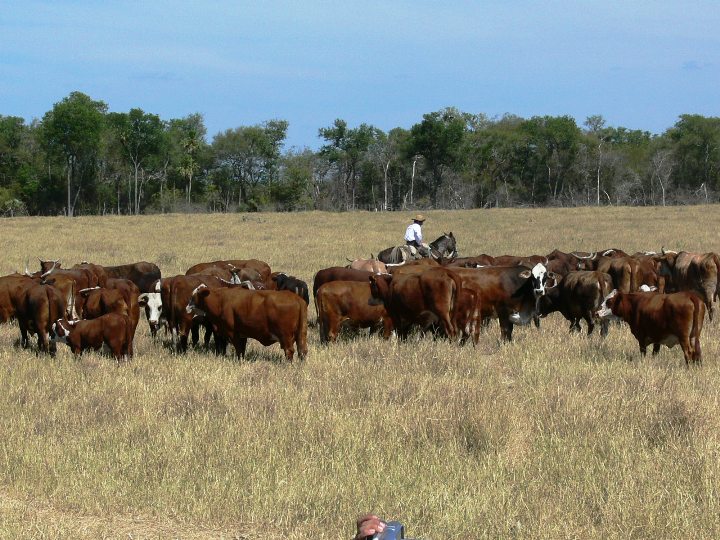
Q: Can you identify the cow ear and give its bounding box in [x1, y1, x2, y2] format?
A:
[137, 293, 148, 307]
[519, 269, 531, 279]
[200, 288, 211, 298]
[548, 271, 559, 280]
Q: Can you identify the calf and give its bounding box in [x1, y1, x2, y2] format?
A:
[51, 313, 133, 362]
[316, 281, 392, 343]
[596, 290, 704, 366]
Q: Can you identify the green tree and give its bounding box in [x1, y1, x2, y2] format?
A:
[213, 120, 288, 210]
[318, 119, 382, 210]
[40, 92, 107, 217]
[107, 108, 165, 214]
[668, 114, 720, 196]
[407, 108, 467, 202]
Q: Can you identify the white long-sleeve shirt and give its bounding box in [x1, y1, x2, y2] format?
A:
[404, 223, 423, 244]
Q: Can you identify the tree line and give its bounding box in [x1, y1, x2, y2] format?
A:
[1, 91, 719, 216]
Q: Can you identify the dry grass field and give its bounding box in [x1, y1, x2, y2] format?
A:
[0, 206, 719, 539]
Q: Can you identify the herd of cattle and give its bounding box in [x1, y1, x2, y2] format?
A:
[0, 246, 718, 366]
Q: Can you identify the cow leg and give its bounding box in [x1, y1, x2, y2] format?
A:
[652, 343, 661, 355]
[533, 314, 541, 329]
[568, 319, 581, 333]
[584, 313, 595, 336]
[680, 337, 693, 367]
[191, 321, 200, 347]
[600, 319, 610, 338]
[234, 337, 248, 359]
[214, 335, 227, 355]
[19, 324, 29, 349]
[202, 322, 213, 348]
[500, 320, 514, 342]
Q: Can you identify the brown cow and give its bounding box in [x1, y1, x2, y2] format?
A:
[368, 267, 462, 340]
[538, 270, 614, 336]
[161, 275, 225, 352]
[316, 281, 392, 343]
[596, 290, 704, 365]
[186, 284, 307, 361]
[14, 282, 67, 353]
[79, 280, 141, 343]
[448, 264, 556, 341]
[51, 313, 133, 362]
[0, 273, 36, 325]
[654, 250, 718, 319]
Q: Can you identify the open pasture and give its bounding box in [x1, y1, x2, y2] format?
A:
[1, 206, 720, 539]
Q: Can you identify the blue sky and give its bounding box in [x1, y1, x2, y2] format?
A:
[1, 1, 718, 149]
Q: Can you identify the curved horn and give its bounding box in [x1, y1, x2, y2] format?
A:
[78, 286, 101, 294]
[346, 257, 355, 263]
[40, 260, 58, 279]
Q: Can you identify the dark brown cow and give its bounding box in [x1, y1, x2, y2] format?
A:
[316, 281, 392, 343]
[538, 271, 614, 336]
[313, 267, 374, 297]
[103, 262, 161, 293]
[15, 282, 67, 353]
[596, 290, 704, 365]
[41, 260, 160, 294]
[161, 275, 224, 352]
[492, 254, 548, 267]
[448, 264, 556, 341]
[654, 250, 719, 319]
[368, 267, 462, 340]
[186, 285, 307, 361]
[186, 259, 271, 285]
[441, 254, 496, 268]
[51, 313, 133, 361]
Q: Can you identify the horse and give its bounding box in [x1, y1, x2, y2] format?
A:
[377, 232, 458, 265]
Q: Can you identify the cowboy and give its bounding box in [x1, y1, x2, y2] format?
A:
[404, 214, 430, 256]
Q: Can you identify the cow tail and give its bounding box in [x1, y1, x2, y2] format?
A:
[170, 281, 178, 346]
[296, 300, 308, 360]
[691, 295, 704, 363]
[125, 314, 134, 359]
[315, 288, 326, 342]
[713, 253, 720, 302]
[447, 269, 463, 338]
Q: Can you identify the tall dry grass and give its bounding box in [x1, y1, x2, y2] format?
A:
[0, 206, 719, 539]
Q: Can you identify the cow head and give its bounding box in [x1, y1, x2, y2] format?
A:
[186, 284, 210, 316]
[595, 289, 620, 319]
[368, 274, 392, 305]
[138, 291, 162, 332]
[519, 263, 557, 297]
[272, 272, 288, 289]
[50, 318, 73, 344]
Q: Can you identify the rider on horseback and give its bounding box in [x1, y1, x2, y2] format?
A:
[404, 214, 430, 257]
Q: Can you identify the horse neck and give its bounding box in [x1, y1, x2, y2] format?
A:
[431, 235, 453, 254]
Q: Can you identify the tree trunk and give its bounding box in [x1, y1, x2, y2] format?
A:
[66, 159, 73, 217]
